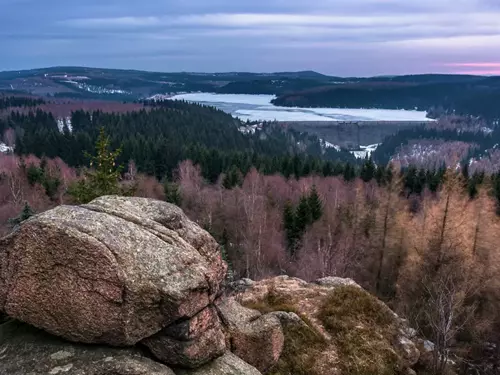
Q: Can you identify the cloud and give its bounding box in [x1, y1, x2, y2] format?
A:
[454, 70, 500, 75]
[62, 16, 161, 28]
[444, 63, 500, 68]
[1, 0, 500, 75]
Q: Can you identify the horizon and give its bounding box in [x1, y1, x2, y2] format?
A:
[2, 0, 500, 76]
[1, 65, 499, 78]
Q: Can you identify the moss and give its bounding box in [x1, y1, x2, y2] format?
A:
[244, 286, 297, 314]
[317, 286, 401, 375]
[269, 321, 328, 375]
[242, 288, 328, 375]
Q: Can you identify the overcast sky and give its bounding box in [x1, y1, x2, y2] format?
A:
[1, 0, 499, 76]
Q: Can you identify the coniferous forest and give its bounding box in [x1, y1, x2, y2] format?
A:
[2, 99, 357, 181]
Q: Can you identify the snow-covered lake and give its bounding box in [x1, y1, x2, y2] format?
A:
[169, 93, 432, 122]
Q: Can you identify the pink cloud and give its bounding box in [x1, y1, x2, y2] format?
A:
[443, 62, 500, 68]
[454, 69, 500, 75]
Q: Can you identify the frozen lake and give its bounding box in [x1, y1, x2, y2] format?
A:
[169, 93, 432, 122]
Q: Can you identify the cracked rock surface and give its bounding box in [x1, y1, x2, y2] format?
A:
[0, 196, 227, 346]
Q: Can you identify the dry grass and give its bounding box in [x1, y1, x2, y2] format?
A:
[318, 286, 402, 375]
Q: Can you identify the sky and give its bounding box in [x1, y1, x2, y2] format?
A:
[1, 0, 500, 76]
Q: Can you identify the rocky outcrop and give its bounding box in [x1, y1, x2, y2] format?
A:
[0, 196, 431, 375]
[0, 320, 176, 375]
[0, 196, 226, 346]
[234, 275, 423, 375]
[216, 298, 284, 373]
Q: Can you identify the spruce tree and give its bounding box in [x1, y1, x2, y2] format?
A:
[342, 163, 356, 182]
[283, 201, 298, 256]
[69, 128, 123, 204]
[295, 195, 312, 233]
[360, 157, 376, 182]
[9, 201, 35, 227]
[164, 182, 182, 206]
[222, 166, 243, 189]
[308, 185, 323, 222]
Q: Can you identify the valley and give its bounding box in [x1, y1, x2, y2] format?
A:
[169, 93, 432, 149]
[1, 66, 499, 170]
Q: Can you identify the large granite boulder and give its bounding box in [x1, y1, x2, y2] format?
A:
[216, 298, 284, 373]
[0, 320, 176, 375]
[0, 196, 227, 346]
[176, 352, 262, 375]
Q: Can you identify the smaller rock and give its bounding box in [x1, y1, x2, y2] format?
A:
[216, 298, 261, 326]
[416, 339, 437, 371]
[50, 351, 74, 361]
[395, 336, 420, 368]
[216, 298, 284, 373]
[402, 368, 417, 375]
[164, 307, 220, 341]
[143, 325, 226, 368]
[399, 326, 418, 339]
[175, 352, 262, 375]
[229, 279, 255, 293]
[423, 340, 435, 352]
[267, 311, 306, 326]
[315, 277, 360, 288]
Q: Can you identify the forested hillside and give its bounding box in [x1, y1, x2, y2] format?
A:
[272, 80, 500, 120]
[1, 99, 356, 181]
[372, 126, 500, 164]
[0, 96, 45, 110]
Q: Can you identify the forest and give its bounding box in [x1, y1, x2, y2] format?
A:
[0, 141, 499, 373]
[1, 99, 357, 181]
[0, 96, 45, 110]
[272, 81, 500, 120]
[372, 126, 500, 165]
[0, 96, 499, 373]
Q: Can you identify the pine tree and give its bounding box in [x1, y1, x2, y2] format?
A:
[69, 128, 123, 204]
[9, 201, 35, 227]
[308, 185, 323, 222]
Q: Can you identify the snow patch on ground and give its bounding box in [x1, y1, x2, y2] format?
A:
[350, 144, 380, 159]
[172, 93, 275, 106]
[0, 143, 13, 153]
[57, 117, 73, 133]
[169, 93, 433, 122]
[62, 80, 131, 95]
[320, 139, 341, 151]
[238, 123, 263, 135]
